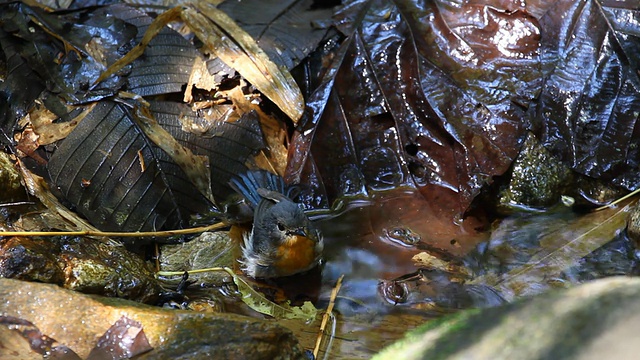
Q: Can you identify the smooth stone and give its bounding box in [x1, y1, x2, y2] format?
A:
[374, 277, 640, 360]
[0, 278, 306, 359]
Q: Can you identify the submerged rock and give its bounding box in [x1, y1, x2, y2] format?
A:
[373, 277, 640, 360]
[0, 278, 306, 359]
[0, 236, 163, 303]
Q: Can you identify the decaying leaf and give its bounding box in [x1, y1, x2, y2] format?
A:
[231, 270, 318, 322]
[412, 252, 473, 278]
[87, 316, 153, 359]
[25, 102, 95, 146]
[18, 160, 103, 235]
[0, 315, 82, 360]
[287, 0, 540, 244]
[96, 1, 304, 122]
[219, 0, 337, 70]
[127, 98, 214, 202]
[148, 102, 267, 205]
[472, 200, 636, 300]
[188, 2, 304, 122]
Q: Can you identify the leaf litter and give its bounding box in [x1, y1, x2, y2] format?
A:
[1, 0, 640, 357]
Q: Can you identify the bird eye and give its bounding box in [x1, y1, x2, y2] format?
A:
[277, 222, 285, 231]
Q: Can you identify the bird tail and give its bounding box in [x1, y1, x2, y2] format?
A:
[229, 170, 288, 207]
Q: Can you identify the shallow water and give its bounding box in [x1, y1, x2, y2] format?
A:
[179, 197, 639, 358]
[284, 199, 640, 357]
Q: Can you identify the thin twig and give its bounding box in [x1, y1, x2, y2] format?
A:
[313, 274, 344, 359]
[154, 242, 161, 273]
[0, 222, 227, 238]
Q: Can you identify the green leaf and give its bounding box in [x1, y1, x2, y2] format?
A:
[229, 269, 318, 322]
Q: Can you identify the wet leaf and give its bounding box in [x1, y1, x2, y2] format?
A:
[0, 315, 82, 360]
[47, 100, 213, 233]
[111, 4, 201, 97]
[412, 252, 472, 278]
[287, 0, 541, 240]
[0, 4, 52, 133]
[184, 2, 305, 122]
[473, 201, 636, 300]
[0, 2, 198, 137]
[150, 102, 267, 204]
[219, 0, 337, 70]
[96, 2, 304, 122]
[532, 0, 640, 191]
[87, 316, 153, 359]
[127, 99, 214, 203]
[231, 271, 318, 322]
[18, 161, 102, 234]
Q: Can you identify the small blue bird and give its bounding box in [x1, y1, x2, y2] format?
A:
[229, 170, 323, 278]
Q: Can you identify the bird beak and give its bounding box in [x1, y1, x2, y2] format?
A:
[289, 227, 318, 242]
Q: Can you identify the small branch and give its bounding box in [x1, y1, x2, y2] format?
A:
[0, 222, 227, 238]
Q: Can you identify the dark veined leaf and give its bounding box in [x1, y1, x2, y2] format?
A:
[0, 28, 45, 137]
[0, 3, 68, 133]
[532, 0, 640, 192]
[0, 2, 198, 136]
[0, 3, 136, 105]
[47, 100, 213, 233]
[149, 102, 267, 203]
[47, 99, 267, 233]
[111, 4, 201, 96]
[287, 0, 541, 248]
[38, 3, 200, 97]
[218, 0, 337, 70]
